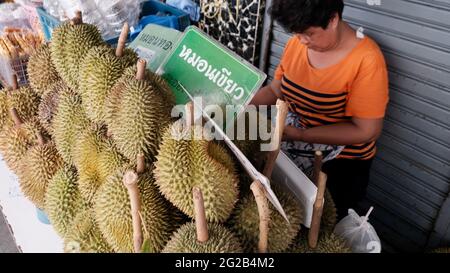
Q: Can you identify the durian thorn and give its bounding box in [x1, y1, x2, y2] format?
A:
[308, 171, 327, 249]
[193, 187, 208, 243]
[250, 180, 270, 253]
[136, 154, 145, 174]
[123, 170, 143, 253]
[136, 59, 147, 80]
[116, 22, 129, 57]
[36, 130, 46, 146]
[11, 74, 18, 90]
[9, 108, 22, 127]
[313, 151, 323, 186]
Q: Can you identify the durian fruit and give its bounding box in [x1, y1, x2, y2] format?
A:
[27, 43, 61, 96]
[64, 209, 113, 253]
[0, 111, 45, 173]
[79, 25, 137, 124]
[106, 65, 175, 120]
[73, 125, 127, 204]
[107, 60, 171, 162]
[322, 189, 338, 234]
[45, 165, 86, 237]
[52, 86, 90, 165]
[289, 231, 351, 253]
[228, 183, 303, 253]
[38, 81, 63, 134]
[7, 85, 41, 123]
[94, 166, 184, 253]
[0, 90, 12, 130]
[154, 119, 239, 223]
[18, 131, 64, 209]
[50, 15, 103, 91]
[163, 188, 242, 253]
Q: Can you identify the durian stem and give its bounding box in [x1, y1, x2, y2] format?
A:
[313, 151, 323, 186]
[250, 180, 270, 253]
[11, 74, 18, 90]
[308, 171, 327, 249]
[9, 108, 22, 127]
[193, 187, 208, 243]
[185, 102, 194, 131]
[116, 23, 129, 57]
[123, 171, 143, 253]
[263, 99, 288, 178]
[136, 59, 146, 80]
[70, 11, 82, 25]
[136, 154, 145, 174]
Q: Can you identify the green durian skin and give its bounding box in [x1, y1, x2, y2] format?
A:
[108, 77, 171, 162]
[228, 184, 303, 253]
[51, 22, 103, 91]
[28, 43, 61, 96]
[94, 166, 184, 253]
[79, 45, 137, 124]
[64, 209, 114, 253]
[154, 121, 239, 223]
[45, 165, 86, 237]
[52, 86, 90, 165]
[163, 222, 243, 253]
[18, 142, 64, 209]
[289, 231, 352, 253]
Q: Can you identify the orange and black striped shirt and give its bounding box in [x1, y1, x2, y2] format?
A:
[275, 36, 389, 160]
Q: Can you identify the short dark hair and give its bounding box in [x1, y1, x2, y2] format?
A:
[270, 0, 344, 33]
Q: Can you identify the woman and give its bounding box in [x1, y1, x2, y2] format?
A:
[251, 0, 389, 220]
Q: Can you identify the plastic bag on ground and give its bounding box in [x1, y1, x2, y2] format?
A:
[333, 207, 381, 253]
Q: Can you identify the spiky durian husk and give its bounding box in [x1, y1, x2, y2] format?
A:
[228, 184, 303, 253]
[28, 43, 61, 96]
[72, 125, 125, 204]
[0, 90, 13, 130]
[108, 77, 171, 162]
[94, 166, 184, 253]
[45, 165, 86, 237]
[154, 120, 239, 223]
[72, 125, 105, 203]
[7, 86, 41, 123]
[79, 45, 137, 124]
[52, 87, 90, 165]
[51, 22, 103, 91]
[117, 66, 175, 114]
[64, 209, 113, 253]
[0, 118, 46, 173]
[18, 141, 64, 209]
[289, 231, 351, 253]
[38, 81, 63, 135]
[163, 222, 243, 253]
[50, 22, 72, 85]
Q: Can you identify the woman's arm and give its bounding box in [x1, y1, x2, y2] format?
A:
[283, 117, 384, 145]
[250, 80, 283, 106]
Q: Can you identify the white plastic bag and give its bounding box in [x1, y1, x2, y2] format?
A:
[334, 207, 381, 253]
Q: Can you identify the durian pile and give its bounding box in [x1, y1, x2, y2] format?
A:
[0, 14, 349, 253]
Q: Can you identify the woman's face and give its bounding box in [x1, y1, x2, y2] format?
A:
[295, 14, 340, 52]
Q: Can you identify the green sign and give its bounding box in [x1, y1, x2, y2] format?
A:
[129, 24, 182, 72]
[158, 26, 266, 109]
